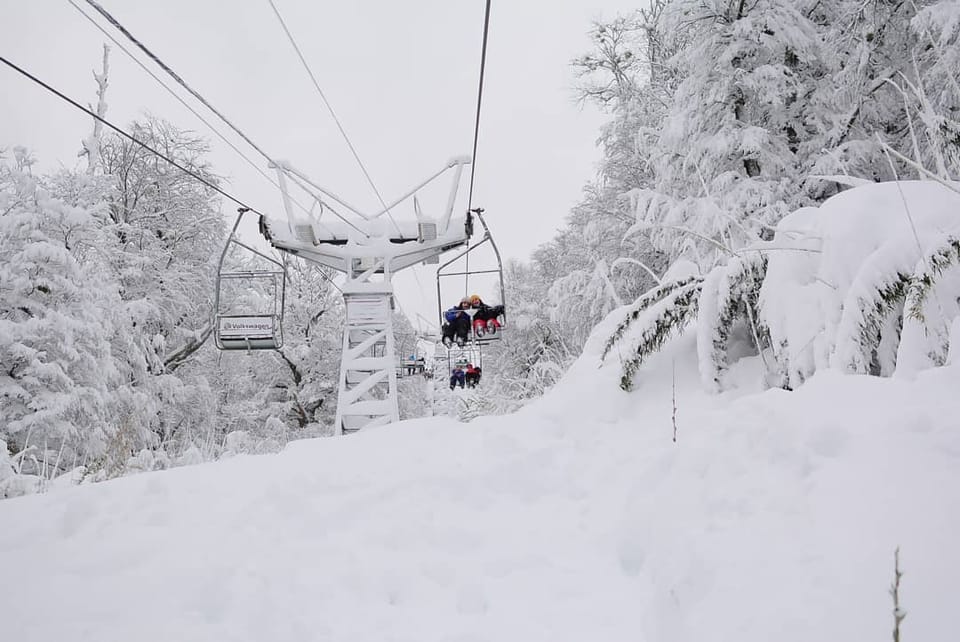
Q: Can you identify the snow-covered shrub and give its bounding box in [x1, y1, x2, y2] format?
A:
[457, 392, 497, 423]
[601, 276, 701, 360]
[906, 237, 960, 324]
[125, 448, 172, 474]
[483, 260, 573, 405]
[0, 440, 34, 499]
[612, 278, 703, 391]
[832, 244, 914, 376]
[221, 420, 286, 457]
[603, 181, 960, 394]
[898, 237, 960, 371]
[696, 253, 770, 391]
[176, 445, 204, 467]
[764, 181, 960, 380]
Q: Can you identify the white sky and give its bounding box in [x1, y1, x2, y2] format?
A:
[1, 0, 638, 330]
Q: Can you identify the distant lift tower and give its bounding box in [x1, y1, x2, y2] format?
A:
[259, 156, 473, 435]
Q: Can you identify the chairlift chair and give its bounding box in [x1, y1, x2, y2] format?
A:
[214, 208, 287, 351]
[436, 207, 506, 345]
[446, 342, 482, 373]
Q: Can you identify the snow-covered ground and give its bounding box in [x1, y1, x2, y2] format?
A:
[2, 320, 958, 641]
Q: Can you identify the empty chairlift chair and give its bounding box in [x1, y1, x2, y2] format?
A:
[214, 209, 287, 351]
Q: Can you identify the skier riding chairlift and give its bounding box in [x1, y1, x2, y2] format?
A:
[466, 294, 504, 338]
[465, 363, 482, 388]
[441, 294, 505, 347]
[449, 365, 466, 390]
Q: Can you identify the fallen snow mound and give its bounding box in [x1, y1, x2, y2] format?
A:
[760, 180, 960, 383]
[2, 316, 958, 641]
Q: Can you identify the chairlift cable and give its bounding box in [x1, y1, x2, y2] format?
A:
[266, 0, 403, 237]
[0, 54, 267, 218]
[67, 1, 277, 204]
[82, 0, 276, 169]
[465, 0, 493, 296]
[78, 0, 366, 237]
[68, 0, 331, 233]
[267, 0, 437, 312]
[466, 0, 492, 215]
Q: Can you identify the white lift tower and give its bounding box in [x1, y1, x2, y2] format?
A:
[258, 157, 473, 435]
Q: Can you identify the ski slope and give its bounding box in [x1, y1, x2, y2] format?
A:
[1, 323, 959, 641]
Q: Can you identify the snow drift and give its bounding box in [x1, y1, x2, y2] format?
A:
[2, 182, 960, 641]
[612, 180, 960, 395]
[760, 180, 960, 386]
[2, 305, 959, 641]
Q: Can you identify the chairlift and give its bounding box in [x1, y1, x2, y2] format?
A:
[398, 354, 427, 377]
[447, 343, 482, 371]
[443, 342, 483, 390]
[214, 208, 286, 351]
[436, 207, 506, 345]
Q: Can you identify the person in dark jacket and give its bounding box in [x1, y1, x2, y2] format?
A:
[464, 363, 481, 388]
[449, 366, 466, 390]
[468, 294, 505, 337]
[442, 296, 473, 347]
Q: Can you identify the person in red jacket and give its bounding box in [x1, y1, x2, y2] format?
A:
[464, 363, 482, 388]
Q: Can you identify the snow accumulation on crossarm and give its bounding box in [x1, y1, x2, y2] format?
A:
[1, 182, 960, 642]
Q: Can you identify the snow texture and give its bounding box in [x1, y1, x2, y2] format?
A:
[2, 305, 958, 641]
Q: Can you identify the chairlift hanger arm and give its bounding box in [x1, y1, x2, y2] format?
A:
[473, 209, 499, 255]
[472, 208, 505, 313]
[436, 235, 492, 274]
[217, 208, 248, 274]
[217, 208, 284, 272]
[227, 238, 286, 271]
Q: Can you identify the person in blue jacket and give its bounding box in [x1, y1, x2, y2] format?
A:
[442, 296, 473, 347]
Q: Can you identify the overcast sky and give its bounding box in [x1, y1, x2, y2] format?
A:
[1, 0, 638, 330]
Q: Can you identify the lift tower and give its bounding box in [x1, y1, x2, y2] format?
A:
[258, 157, 473, 435]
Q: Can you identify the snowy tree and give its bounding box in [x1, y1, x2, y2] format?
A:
[208, 256, 343, 450]
[564, 0, 960, 397]
[273, 259, 342, 432]
[624, 0, 832, 265]
[92, 118, 226, 452]
[96, 117, 225, 375]
[78, 44, 110, 175]
[0, 154, 131, 475]
[484, 260, 573, 405]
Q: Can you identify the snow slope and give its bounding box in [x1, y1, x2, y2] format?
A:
[2, 318, 959, 641]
